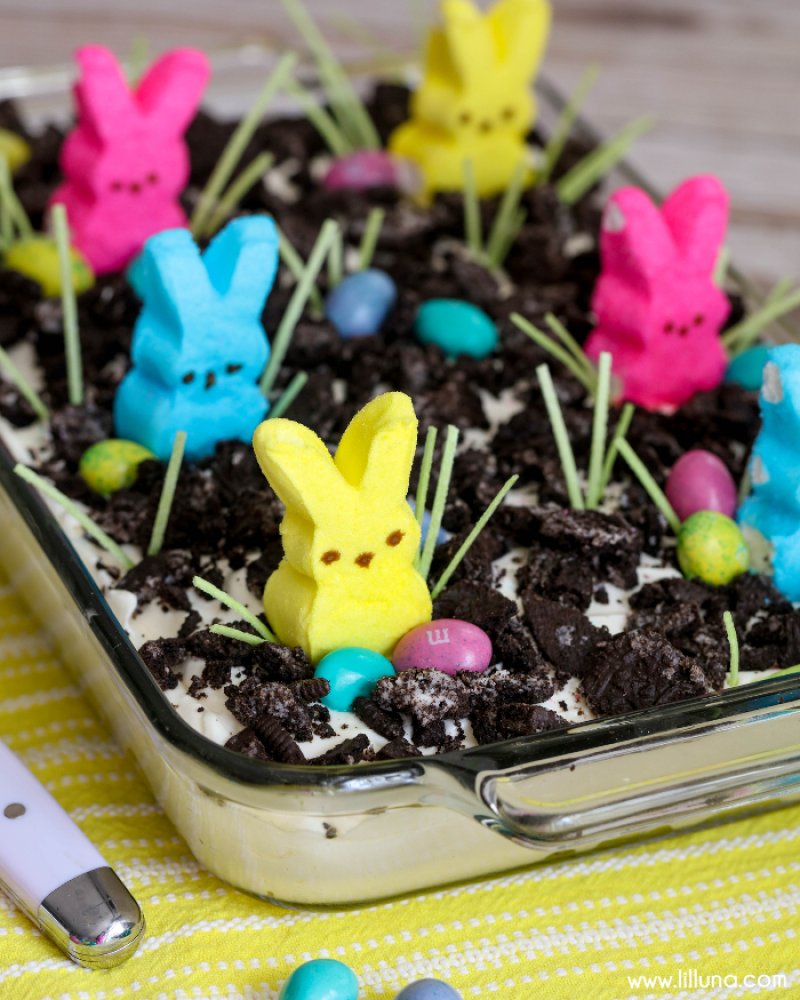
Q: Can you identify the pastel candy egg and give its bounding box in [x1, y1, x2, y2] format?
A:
[407, 497, 449, 548]
[279, 959, 358, 1000]
[323, 149, 400, 191]
[414, 299, 498, 359]
[315, 647, 395, 711]
[0, 127, 32, 173]
[325, 269, 397, 338]
[393, 619, 492, 676]
[79, 439, 155, 495]
[677, 511, 749, 586]
[395, 981, 463, 1000]
[4, 236, 94, 298]
[725, 345, 770, 391]
[665, 449, 737, 522]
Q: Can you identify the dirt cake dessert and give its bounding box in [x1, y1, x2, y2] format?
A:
[1, 0, 799, 768]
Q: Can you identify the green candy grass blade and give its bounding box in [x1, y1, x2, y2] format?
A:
[260, 219, 339, 396]
[536, 363, 584, 510]
[277, 226, 324, 318]
[511, 313, 596, 393]
[15, 464, 133, 569]
[544, 313, 597, 384]
[51, 204, 83, 406]
[0, 345, 48, 422]
[724, 610, 740, 688]
[616, 437, 681, 535]
[462, 159, 483, 258]
[193, 575, 276, 642]
[210, 624, 266, 646]
[268, 371, 308, 419]
[147, 431, 186, 557]
[327, 225, 344, 288]
[430, 475, 518, 600]
[202, 152, 274, 239]
[418, 425, 459, 581]
[722, 287, 800, 357]
[191, 52, 296, 236]
[284, 76, 352, 157]
[556, 115, 654, 206]
[539, 63, 600, 184]
[0, 156, 33, 240]
[585, 351, 612, 509]
[358, 207, 385, 271]
[413, 425, 438, 568]
[599, 401, 634, 495]
[486, 162, 528, 268]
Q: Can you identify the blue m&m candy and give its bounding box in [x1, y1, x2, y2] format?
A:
[326, 269, 397, 338]
[279, 959, 358, 1000]
[315, 647, 395, 711]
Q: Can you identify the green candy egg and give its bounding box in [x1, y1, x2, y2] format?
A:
[677, 511, 749, 586]
[4, 236, 95, 298]
[79, 439, 155, 496]
[0, 128, 31, 173]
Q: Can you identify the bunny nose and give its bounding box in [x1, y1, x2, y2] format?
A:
[355, 552, 374, 568]
[205, 371, 216, 390]
[479, 120, 493, 133]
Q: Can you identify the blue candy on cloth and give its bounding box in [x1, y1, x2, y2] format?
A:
[325, 268, 397, 338]
[394, 980, 463, 1000]
[278, 958, 359, 1000]
[114, 216, 279, 461]
[738, 344, 800, 599]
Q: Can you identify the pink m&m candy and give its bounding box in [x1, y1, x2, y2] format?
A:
[665, 449, 737, 523]
[392, 619, 492, 676]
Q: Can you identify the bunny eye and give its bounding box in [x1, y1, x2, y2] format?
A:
[110, 180, 124, 192]
[501, 106, 515, 122]
[663, 321, 674, 334]
[205, 371, 216, 390]
[386, 530, 404, 547]
[182, 371, 195, 384]
[355, 552, 375, 568]
[479, 120, 493, 134]
[129, 181, 142, 194]
[226, 363, 243, 374]
[321, 550, 340, 565]
[694, 313, 705, 326]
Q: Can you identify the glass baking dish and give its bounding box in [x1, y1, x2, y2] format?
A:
[2, 44, 800, 907]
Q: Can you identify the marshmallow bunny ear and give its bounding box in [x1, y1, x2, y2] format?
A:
[132, 228, 212, 341]
[440, 0, 494, 87]
[135, 48, 210, 135]
[202, 216, 280, 317]
[599, 187, 675, 290]
[335, 392, 418, 502]
[489, 0, 551, 81]
[74, 46, 133, 141]
[661, 175, 729, 276]
[253, 419, 347, 524]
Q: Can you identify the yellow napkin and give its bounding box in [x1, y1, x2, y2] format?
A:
[0, 567, 798, 1000]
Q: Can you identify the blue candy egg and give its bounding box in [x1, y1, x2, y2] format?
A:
[315, 647, 395, 711]
[395, 980, 463, 1000]
[407, 497, 450, 548]
[414, 299, 498, 359]
[326, 268, 397, 338]
[725, 345, 770, 391]
[279, 959, 358, 1000]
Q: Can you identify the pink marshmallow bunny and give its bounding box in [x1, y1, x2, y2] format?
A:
[50, 46, 210, 274]
[584, 175, 730, 412]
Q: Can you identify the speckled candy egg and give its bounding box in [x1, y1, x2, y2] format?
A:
[278, 958, 358, 1000]
[79, 439, 155, 495]
[414, 299, 498, 360]
[4, 236, 94, 298]
[323, 149, 400, 191]
[395, 981, 463, 1000]
[325, 268, 397, 338]
[677, 511, 749, 586]
[315, 647, 395, 711]
[392, 619, 492, 676]
[665, 449, 737, 522]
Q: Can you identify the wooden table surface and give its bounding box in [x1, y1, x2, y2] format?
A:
[0, 0, 798, 285]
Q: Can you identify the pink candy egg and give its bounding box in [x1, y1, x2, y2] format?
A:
[665, 449, 737, 522]
[392, 619, 492, 676]
[322, 150, 421, 195]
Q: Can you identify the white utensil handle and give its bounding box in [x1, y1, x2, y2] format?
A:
[0, 738, 107, 909]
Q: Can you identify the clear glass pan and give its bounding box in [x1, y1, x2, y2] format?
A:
[1, 46, 799, 906]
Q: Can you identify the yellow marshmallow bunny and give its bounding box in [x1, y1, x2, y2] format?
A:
[253, 392, 433, 662]
[390, 0, 551, 200]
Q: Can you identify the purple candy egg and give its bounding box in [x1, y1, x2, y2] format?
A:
[665, 449, 738, 522]
[323, 150, 399, 191]
[392, 619, 492, 676]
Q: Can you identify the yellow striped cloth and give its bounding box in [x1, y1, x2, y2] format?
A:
[1, 567, 799, 1000]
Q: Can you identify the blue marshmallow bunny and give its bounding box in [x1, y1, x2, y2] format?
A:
[114, 215, 279, 461]
[738, 344, 800, 600]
